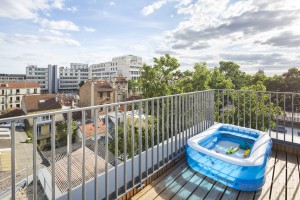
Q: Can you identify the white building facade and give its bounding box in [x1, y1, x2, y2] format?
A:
[26, 65, 58, 94]
[90, 55, 142, 80]
[0, 74, 26, 82]
[59, 63, 89, 93]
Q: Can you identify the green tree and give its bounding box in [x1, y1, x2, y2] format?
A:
[192, 62, 211, 91]
[219, 61, 251, 89]
[56, 120, 77, 146]
[139, 54, 180, 98]
[209, 67, 234, 89]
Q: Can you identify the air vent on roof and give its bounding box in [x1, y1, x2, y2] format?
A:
[39, 100, 45, 103]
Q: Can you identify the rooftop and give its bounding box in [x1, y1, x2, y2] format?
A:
[22, 94, 61, 113]
[132, 150, 300, 200]
[0, 82, 40, 88]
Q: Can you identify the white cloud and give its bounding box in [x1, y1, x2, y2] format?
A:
[66, 6, 78, 12]
[141, 0, 168, 16]
[3, 33, 80, 46]
[51, 0, 64, 10]
[38, 18, 80, 31]
[83, 26, 96, 32]
[109, 2, 115, 6]
[0, 0, 49, 20]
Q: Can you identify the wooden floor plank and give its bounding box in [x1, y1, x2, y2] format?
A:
[154, 168, 196, 200]
[270, 151, 286, 200]
[220, 187, 239, 200]
[254, 151, 276, 200]
[204, 181, 227, 200]
[171, 171, 205, 200]
[286, 153, 300, 200]
[136, 162, 189, 200]
[237, 191, 255, 200]
[132, 160, 186, 200]
[187, 177, 215, 200]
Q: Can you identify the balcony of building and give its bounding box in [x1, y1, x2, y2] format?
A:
[0, 89, 299, 200]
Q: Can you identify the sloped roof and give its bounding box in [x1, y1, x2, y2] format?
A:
[79, 120, 106, 138]
[0, 108, 25, 119]
[0, 82, 40, 88]
[22, 94, 61, 113]
[85, 80, 113, 92]
[114, 76, 127, 83]
[47, 147, 111, 194]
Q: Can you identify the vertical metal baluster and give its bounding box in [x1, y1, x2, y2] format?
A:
[33, 118, 37, 200]
[217, 90, 220, 123]
[105, 107, 109, 200]
[162, 98, 165, 164]
[178, 95, 181, 151]
[166, 97, 169, 163]
[256, 92, 258, 130]
[171, 96, 174, 159]
[283, 93, 286, 142]
[115, 105, 119, 198]
[51, 115, 56, 200]
[175, 96, 178, 154]
[138, 101, 142, 185]
[67, 112, 72, 200]
[186, 94, 188, 141]
[262, 93, 265, 131]
[249, 91, 252, 128]
[151, 100, 154, 173]
[276, 93, 278, 139]
[81, 111, 86, 200]
[123, 104, 127, 192]
[193, 94, 195, 134]
[243, 91, 246, 127]
[238, 91, 240, 126]
[222, 91, 225, 123]
[182, 94, 185, 146]
[131, 103, 134, 185]
[188, 95, 190, 139]
[11, 121, 16, 200]
[94, 108, 98, 200]
[227, 90, 229, 124]
[291, 94, 294, 144]
[205, 92, 208, 129]
[156, 98, 160, 169]
[269, 92, 272, 136]
[232, 91, 234, 125]
[145, 101, 149, 176]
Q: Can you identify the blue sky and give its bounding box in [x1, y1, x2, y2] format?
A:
[0, 0, 300, 76]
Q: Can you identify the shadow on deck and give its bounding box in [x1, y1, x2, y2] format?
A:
[130, 149, 300, 200]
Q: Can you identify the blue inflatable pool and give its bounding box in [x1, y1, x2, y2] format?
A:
[186, 124, 272, 191]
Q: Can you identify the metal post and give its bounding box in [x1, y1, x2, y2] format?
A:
[291, 94, 294, 144]
[145, 101, 149, 176]
[51, 115, 56, 200]
[151, 100, 154, 172]
[105, 107, 109, 200]
[115, 105, 119, 198]
[156, 98, 159, 169]
[162, 98, 165, 163]
[67, 112, 72, 200]
[262, 93, 265, 131]
[222, 91, 225, 123]
[33, 118, 37, 200]
[283, 93, 286, 142]
[11, 121, 16, 200]
[138, 102, 142, 185]
[171, 97, 174, 158]
[131, 103, 134, 185]
[249, 91, 252, 128]
[166, 97, 169, 162]
[94, 108, 98, 200]
[232, 90, 234, 125]
[276, 93, 278, 139]
[123, 104, 127, 192]
[243, 91, 246, 127]
[256, 92, 258, 130]
[238, 91, 240, 126]
[269, 92, 272, 136]
[81, 111, 86, 200]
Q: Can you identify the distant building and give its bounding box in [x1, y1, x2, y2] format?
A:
[26, 65, 58, 94]
[59, 63, 89, 93]
[0, 73, 26, 82]
[0, 82, 40, 111]
[78, 80, 114, 108]
[21, 94, 64, 146]
[90, 55, 142, 80]
[108, 76, 128, 102]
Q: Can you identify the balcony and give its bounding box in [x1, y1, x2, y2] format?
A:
[0, 89, 299, 200]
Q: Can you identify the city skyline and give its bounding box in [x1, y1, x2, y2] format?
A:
[0, 0, 300, 76]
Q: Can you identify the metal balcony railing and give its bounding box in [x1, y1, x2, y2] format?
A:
[0, 89, 299, 200]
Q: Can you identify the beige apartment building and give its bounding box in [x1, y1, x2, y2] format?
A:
[79, 77, 128, 108]
[0, 82, 40, 112]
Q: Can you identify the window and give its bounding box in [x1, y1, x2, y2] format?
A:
[1, 90, 4, 95]
[16, 89, 20, 94]
[37, 126, 42, 136]
[27, 89, 30, 94]
[16, 104, 20, 108]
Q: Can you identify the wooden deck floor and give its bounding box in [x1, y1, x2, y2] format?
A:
[132, 150, 300, 200]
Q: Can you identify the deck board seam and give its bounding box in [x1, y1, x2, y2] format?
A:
[152, 166, 193, 199]
[269, 150, 278, 200]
